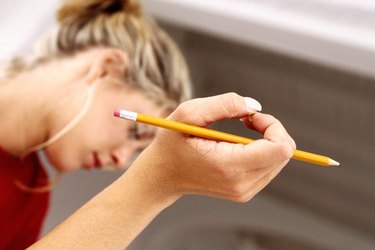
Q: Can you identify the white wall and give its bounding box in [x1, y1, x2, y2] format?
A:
[0, 0, 60, 61]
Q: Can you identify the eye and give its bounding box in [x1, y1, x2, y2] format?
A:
[128, 123, 141, 140]
[128, 123, 156, 142]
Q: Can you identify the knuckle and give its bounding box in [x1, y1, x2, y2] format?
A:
[274, 118, 284, 128]
[263, 114, 278, 122]
[173, 101, 191, 120]
[176, 101, 190, 112]
[277, 143, 294, 161]
[227, 182, 247, 200]
[232, 185, 266, 203]
[291, 138, 297, 151]
[231, 193, 251, 203]
[268, 114, 277, 121]
[220, 92, 243, 115]
[223, 92, 241, 100]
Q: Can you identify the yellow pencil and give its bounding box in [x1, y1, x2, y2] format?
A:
[114, 109, 340, 167]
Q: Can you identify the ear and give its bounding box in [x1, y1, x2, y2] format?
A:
[85, 48, 129, 84]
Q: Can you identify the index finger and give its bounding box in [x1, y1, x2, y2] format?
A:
[245, 113, 296, 148]
[232, 113, 296, 169]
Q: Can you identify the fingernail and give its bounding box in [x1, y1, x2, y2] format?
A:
[244, 97, 262, 113]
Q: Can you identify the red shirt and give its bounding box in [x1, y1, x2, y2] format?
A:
[0, 147, 50, 249]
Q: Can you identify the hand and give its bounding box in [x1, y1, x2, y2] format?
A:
[137, 93, 296, 202]
[30, 93, 296, 250]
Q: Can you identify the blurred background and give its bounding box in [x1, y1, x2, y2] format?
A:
[1, 0, 374, 249]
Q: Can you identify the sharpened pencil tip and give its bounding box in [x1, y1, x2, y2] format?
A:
[328, 158, 340, 166]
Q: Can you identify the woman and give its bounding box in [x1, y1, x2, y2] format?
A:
[0, 0, 295, 249]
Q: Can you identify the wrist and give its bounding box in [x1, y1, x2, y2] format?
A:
[124, 146, 182, 206]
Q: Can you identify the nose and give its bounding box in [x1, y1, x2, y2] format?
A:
[110, 145, 137, 169]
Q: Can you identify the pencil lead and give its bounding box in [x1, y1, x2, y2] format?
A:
[328, 158, 340, 166]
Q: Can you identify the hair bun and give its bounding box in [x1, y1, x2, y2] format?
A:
[57, 0, 142, 23]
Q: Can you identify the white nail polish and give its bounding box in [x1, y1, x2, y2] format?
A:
[244, 97, 262, 113]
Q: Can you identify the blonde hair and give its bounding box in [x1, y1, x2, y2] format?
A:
[5, 0, 192, 107]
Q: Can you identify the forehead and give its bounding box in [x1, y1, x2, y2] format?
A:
[114, 86, 157, 109]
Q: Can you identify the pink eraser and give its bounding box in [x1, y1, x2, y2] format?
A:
[114, 108, 121, 117]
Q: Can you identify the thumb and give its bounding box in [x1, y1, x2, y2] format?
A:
[170, 92, 262, 126]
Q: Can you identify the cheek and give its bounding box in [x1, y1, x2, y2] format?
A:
[44, 144, 81, 172]
[79, 118, 116, 149]
[102, 120, 130, 147]
[43, 126, 92, 172]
